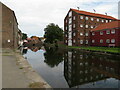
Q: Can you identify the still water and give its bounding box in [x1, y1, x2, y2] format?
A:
[22, 46, 120, 88]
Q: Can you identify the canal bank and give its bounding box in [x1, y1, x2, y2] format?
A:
[2, 48, 51, 88]
[44, 43, 120, 55]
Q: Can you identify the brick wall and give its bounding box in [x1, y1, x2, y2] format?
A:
[1, 2, 18, 48]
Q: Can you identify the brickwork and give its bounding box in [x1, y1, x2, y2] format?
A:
[64, 9, 117, 46]
[0, 2, 19, 48]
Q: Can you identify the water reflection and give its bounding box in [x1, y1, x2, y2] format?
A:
[44, 46, 64, 67]
[64, 50, 120, 88]
[22, 46, 120, 88]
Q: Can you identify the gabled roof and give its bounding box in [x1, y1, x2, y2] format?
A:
[91, 20, 120, 31]
[71, 8, 117, 20]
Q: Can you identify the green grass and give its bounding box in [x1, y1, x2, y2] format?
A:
[69, 46, 120, 53]
[58, 44, 120, 53]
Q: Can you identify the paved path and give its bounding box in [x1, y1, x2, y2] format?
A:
[2, 52, 31, 88]
[2, 49, 51, 88]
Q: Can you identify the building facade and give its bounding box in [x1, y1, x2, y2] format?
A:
[0, 2, 19, 48]
[90, 20, 120, 47]
[64, 8, 117, 46]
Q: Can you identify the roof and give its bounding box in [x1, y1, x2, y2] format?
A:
[71, 8, 117, 20]
[91, 20, 120, 31]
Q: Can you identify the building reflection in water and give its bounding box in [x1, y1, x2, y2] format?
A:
[64, 50, 120, 88]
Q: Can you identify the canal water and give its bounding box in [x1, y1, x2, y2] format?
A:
[22, 46, 120, 88]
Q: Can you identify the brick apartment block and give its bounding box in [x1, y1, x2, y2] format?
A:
[64, 8, 117, 46]
[0, 2, 19, 48]
[90, 20, 120, 47]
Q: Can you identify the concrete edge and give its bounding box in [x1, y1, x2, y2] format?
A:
[14, 51, 52, 88]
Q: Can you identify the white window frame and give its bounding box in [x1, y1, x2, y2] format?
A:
[85, 33, 88, 36]
[106, 30, 110, 34]
[85, 25, 88, 28]
[91, 25, 93, 28]
[80, 33, 83, 36]
[85, 17, 88, 20]
[80, 24, 83, 27]
[111, 29, 115, 34]
[100, 39, 103, 43]
[97, 18, 99, 22]
[86, 40, 88, 44]
[91, 17, 94, 21]
[80, 16, 83, 19]
[80, 40, 83, 44]
[73, 24, 75, 28]
[73, 16, 76, 20]
[73, 32, 76, 36]
[92, 32, 95, 35]
[92, 40, 95, 43]
[111, 39, 115, 43]
[102, 19, 104, 22]
[73, 39, 76, 43]
[106, 20, 108, 23]
[106, 39, 110, 43]
[100, 31, 103, 35]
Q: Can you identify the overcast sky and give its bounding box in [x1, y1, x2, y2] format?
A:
[1, 0, 119, 37]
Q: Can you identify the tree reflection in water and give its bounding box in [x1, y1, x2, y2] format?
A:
[44, 46, 64, 67]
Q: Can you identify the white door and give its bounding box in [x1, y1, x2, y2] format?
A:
[68, 40, 72, 46]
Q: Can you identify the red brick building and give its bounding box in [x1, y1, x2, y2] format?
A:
[90, 20, 120, 47]
[64, 8, 117, 46]
[0, 2, 20, 48]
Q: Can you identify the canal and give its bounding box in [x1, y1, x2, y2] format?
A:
[21, 46, 120, 88]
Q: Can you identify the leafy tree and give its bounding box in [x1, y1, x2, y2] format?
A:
[22, 33, 27, 40]
[44, 23, 63, 43]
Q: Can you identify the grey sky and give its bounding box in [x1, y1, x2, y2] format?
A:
[0, 0, 119, 37]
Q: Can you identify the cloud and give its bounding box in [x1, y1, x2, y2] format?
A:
[1, 0, 119, 37]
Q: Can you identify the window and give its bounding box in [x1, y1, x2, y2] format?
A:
[102, 20, 104, 22]
[106, 39, 110, 43]
[91, 17, 94, 21]
[85, 33, 88, 36]
[92, 40, 95, 43]
[66, 34, 67, 37]
[69, 18, 72, 24]
[106, 30, 110, 34]
[80, 24, 83, 27]
[91, 25, 93, 28]
[80, 40, 83, 44]
[100, 39, 103, 43]
[111, 29, 115, 34]
[80, 33, 83, 36]
[69, 25, 72, 31]
[69, 11, 72, 17]
[92, 32, 95, 35]
[73, 32, 76, 36]
[85, 17, 88, 20]
[109, 20, 112, 22]
[73, 40, 76, 43]
[86, 25, 88, 28]
[66, 20, 67, 23]
[106, 20, 108, 23]
[97, 18, 99, 22]
[100, 31, 103, 35]
[66, 26, 67, 30]
[80, 16, 83, 19]
[73, 16, 75, 20]
[73, 24, 75, 28]
[111, 39, 115, 43]
[86, 40, 88, 44]
[66, 40, 67, 43]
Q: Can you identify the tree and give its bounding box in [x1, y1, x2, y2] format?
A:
[22, 33, 27, 40]
[44, 23, 63, 43]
